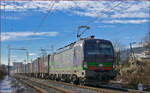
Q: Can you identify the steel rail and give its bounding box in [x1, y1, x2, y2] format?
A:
[15, 75, 75, 93]
[47, 80, 150, 93]
[29, 79, 75, 93]
[19, 79, 49, 93]
[47, 80, 126, 93]
[14, 75, 150, 93]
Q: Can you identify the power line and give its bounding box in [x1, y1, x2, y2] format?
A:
[50, 1, 82, 47]
[51, 1, 123, 49]
[0, 0, 1, 71]
[23, 0, 56, 48]
[51, 30, 77, 47]
[85, 1, 122, 26]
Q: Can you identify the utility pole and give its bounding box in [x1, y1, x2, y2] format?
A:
[130, 43, 134, 55]
[23, 49, 29, 74]
[40, 48, 47, 56]
[129, 42, 136, 61]
[8, 45, 11, 75]
[26, 50, 29, 64]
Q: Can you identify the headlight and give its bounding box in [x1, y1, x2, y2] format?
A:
[84, 64, 87, 68]
[99, 64, 103, 67]
[84, 62, 87, 68]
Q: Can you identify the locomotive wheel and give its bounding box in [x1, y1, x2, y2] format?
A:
[51, 74, 54, 80]
[49, 75, 51, 79]
[71, 75, 78, 84]
[66, 75, 71, 83]
[79, 78, 85, 85]
[54, 74, 57, 80]
[53, 75, 55, 80]
[56, 75, 61, 81]
[102, 76, 109, 83]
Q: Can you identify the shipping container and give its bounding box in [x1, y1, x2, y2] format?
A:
[43, 55, 50, 74]
[32, 59, 39, 73]
[20, 64, 24, 73]
[30, 62, 32, 73]
[38, 57, 43, 73]
[26, 63, 29, 73]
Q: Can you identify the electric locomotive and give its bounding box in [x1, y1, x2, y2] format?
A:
[49, 36, 116, 84]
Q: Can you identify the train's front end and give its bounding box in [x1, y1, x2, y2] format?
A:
[83, 39, 116, 83]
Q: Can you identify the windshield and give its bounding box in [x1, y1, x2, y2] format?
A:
[99, 44, 113, 55]
[84, 42, 114, 56]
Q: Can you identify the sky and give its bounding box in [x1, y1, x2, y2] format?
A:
[1, 1, 149, 65]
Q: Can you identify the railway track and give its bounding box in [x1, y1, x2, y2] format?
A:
[14, 75, 149, 93]
[19, 79, 49, 93]
[47, 79, 127, 93]
[15, 75, 127, 93]
[15, 76, 75, 93]
[49, 79, 149, 93]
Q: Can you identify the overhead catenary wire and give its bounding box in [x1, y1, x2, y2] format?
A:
[48, 1, 84, 48]
[85, 1, 122, 26]
[22, 1, 122, 53]
[51, 1, 123, 48]
[0, 0, 1, 70]
[23, 0, 56, 48]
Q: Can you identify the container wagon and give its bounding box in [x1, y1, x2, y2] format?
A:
[42, 55, 50, 79]
[13, 36, 117, 85]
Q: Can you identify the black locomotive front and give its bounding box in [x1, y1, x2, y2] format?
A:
[83, 39, 116, 83]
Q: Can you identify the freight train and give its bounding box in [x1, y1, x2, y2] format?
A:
[11, 36, 117, 85]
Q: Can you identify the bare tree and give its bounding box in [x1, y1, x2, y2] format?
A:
[112, 40, 125, 65]
[141, 32, 150, 49]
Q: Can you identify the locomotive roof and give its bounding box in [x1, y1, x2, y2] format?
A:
[56, 38, 111, 54]
[57, 36, 95, 51]
[57, 41, 76, 51]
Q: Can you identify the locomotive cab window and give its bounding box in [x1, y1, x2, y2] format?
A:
[84, 40, 114, 57]
[99, 44, 114, 56]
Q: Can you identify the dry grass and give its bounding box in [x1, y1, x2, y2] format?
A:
[115, 56, 150, 89]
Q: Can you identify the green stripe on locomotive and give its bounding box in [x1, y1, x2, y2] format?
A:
[55, 66, 83, 71]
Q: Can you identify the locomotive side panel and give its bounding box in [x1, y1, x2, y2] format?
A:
[73, 43, 84, 71]
[49, 41, 85, 78]
[53, 48, 74, 74]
